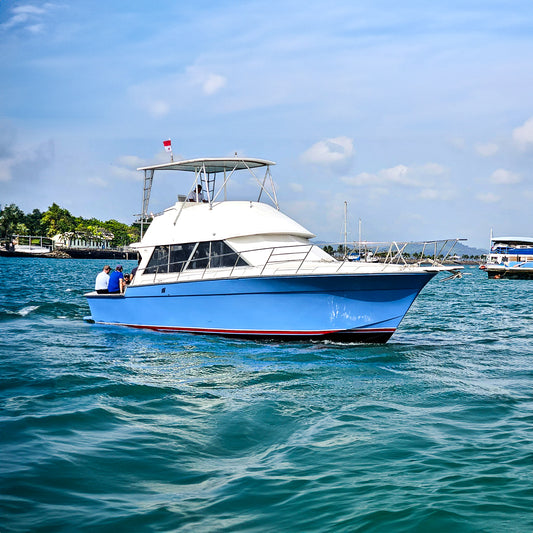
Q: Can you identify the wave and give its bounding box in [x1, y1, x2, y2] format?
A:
[17, 305, 40, 316]
[0, 301, 87, 322]
[0, 305, 41, 318]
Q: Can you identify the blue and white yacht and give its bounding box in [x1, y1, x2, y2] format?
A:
[482, 234, 533, 279]
[85, 156, 462, 342]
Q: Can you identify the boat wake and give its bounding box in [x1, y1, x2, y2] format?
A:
[15, 305, 40, 316]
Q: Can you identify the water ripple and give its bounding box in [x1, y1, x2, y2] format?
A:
[1, 258, 533, 531]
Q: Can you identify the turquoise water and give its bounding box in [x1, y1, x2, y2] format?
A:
[1, 257, 532, 532]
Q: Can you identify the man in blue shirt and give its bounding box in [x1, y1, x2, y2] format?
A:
[108, 265, 125, 293]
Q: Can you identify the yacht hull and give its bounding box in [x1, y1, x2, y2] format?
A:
[86, 271, 436, 343]
[486, 265, 533, 280]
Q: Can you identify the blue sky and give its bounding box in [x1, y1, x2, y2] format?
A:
[1, 1, 533, 248]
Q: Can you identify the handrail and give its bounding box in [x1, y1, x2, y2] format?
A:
[295, 246, 313, 274]
[260, 247, 276, 276]
[132, 238, 464, 285]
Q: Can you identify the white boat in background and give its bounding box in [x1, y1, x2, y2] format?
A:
[0, 235, 53, 256]
[481, 233, 533, 279]
[85, 155, 463, 343]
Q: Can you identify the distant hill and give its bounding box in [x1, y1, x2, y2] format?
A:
[451, 242, 487, 257]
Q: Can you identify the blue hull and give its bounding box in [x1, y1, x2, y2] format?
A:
[86, 272, 437, 343]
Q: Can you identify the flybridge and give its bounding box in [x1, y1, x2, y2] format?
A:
[136, 157, 278, 236]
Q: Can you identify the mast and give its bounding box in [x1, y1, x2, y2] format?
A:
[344, 201, 347, 257]
[358, 218, 362, 256]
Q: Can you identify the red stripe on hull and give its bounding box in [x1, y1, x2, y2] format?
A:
[97, 322, 396, 337]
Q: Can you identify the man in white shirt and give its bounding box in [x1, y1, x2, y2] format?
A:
[188, 184, 205, 202]
[95, 265, 111, 293]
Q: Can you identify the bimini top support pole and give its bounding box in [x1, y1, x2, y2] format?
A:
[141, 168, 154, 239]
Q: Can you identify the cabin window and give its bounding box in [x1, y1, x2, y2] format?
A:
[208, 241, 248, 268]
[145, 245, 170, 274]
[145, 240, 248, 274]
[188, 242, 210, 270]
[169, 243, 196, 272]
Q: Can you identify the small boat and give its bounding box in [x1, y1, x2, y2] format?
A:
[85, 155, 462, 342]
[482, 234, 533, 280]
[0, 235, 53, 257]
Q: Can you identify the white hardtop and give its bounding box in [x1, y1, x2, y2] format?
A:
[492, 236, 533, 246]
[138, 157, 275, 173]
[137, 200, 315, 247]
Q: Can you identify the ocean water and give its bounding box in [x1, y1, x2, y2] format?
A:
[1, 256, 532, 532]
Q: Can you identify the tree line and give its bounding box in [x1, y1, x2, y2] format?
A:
[322, 244, 482, 260]
[0, 203, 140, 247]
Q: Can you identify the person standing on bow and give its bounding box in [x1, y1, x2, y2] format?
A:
[108, 265, 125, 294]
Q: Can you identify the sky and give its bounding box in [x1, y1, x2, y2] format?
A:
[1, 1, 533, 249]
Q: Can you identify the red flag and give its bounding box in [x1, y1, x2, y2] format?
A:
[163, 139, 172, 152]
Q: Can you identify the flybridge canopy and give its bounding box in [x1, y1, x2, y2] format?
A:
[492, 236, 533, 245]
[137, 157, 275, 173]
[137, 157, 278, 237]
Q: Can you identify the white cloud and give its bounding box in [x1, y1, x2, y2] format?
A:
[0, 3, 55, 32]
[301, 136, 354, 165]
[130, 66, 227, 118]
[186, 67, 227, 96]
[203, 74, 226, 95]
[87, 177, 108, 188]
[147, 100, 170, 117]
[477, 192, 500, 203]
[418, 189, 440, 200]
[13, 5, 48, 15]
[381, 164, 410, 183]
[512, 117, 533, 150]
[341, 162, 445, 188]
[154, 150, 174, 164]
[116, 155, 145, 168]
[110, 165, 141, 181]
[107, 155, 148, 183]
[27, 24, 45, 33]
[289, 182, 303, 192]
[449, 137, 466, 151]
[490, 168, 521, 184]
[342, 171, 375, 186]
[475, 142, 499, 157]
[419, 162, 446, 175]
[0, 138, 54, 183]
[418, 188, 455, 201]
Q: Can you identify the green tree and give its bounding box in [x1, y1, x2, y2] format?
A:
[15, 222, 29, 235]
[0, 204, 25, 238]
[337, 245, 345, 255]
[103, 219, 139, 247]
[24, 208, 43, 235]
[1, 202, 141, 247]
[41, 203, 75, 236]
